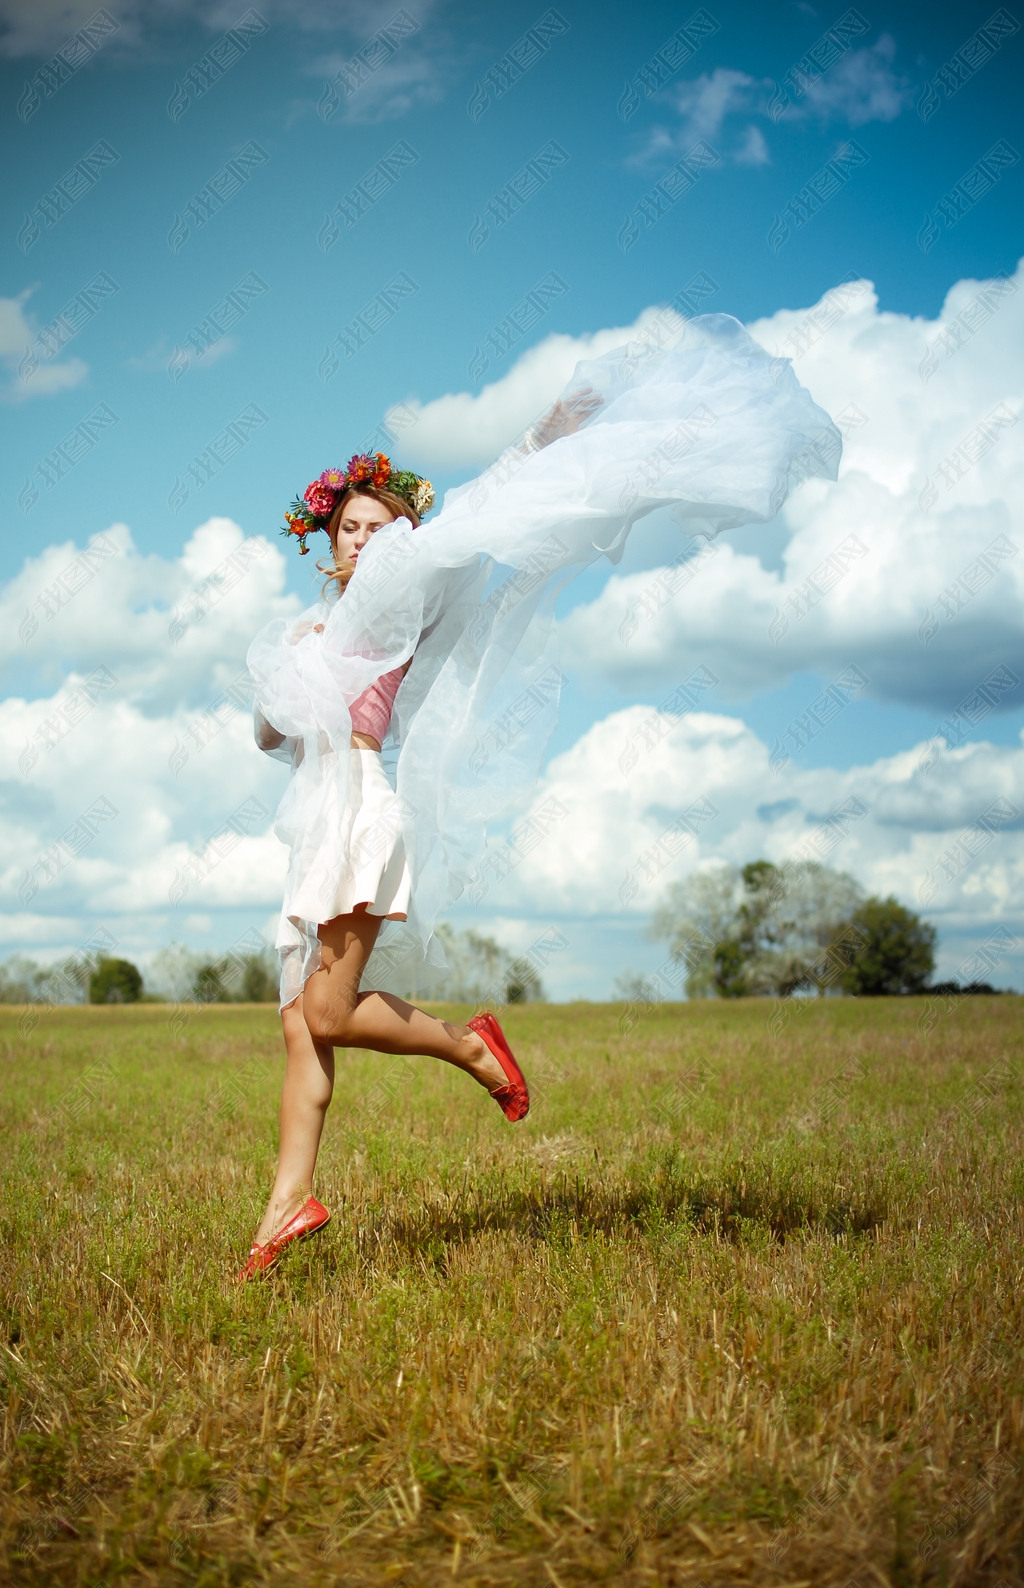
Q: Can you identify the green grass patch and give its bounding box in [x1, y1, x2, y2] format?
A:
[1, 996, 1022, 1585]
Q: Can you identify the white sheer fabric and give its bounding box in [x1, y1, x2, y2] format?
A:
[246, 314, 842, 1008]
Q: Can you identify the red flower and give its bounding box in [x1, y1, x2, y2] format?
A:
[303, 482, 336, 517]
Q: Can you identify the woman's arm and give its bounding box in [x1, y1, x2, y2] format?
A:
[518, 386, 604, 454]
[314, 622, 413, 677]
[254, 705, 286, 753]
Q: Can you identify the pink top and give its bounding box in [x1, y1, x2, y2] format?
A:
[349, 665, 404, 744]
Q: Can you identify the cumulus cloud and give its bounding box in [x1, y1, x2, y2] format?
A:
[0, 0, 101, 56]
[472, 707, 1024, 982]
[0, 514, 311, 960]
[559, 261, 1024, 716]
[2, 683, 294, 962]
[1, 684, 288, 926]
[4, 518, 301, 710]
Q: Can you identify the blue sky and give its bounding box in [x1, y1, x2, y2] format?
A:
[2, 0, 1023, 998]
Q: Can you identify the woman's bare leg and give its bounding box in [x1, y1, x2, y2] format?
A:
[303, 908, 507, 1090]
[250, 909, 510, 1251]
[253, 999, 336, 1245]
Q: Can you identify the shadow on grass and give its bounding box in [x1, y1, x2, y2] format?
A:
[352, 1166, 886, 1271]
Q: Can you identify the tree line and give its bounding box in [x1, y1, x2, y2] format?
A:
[0, 924, 549, 1008]
[1, 860, 1008, 1007]
[632, 858, 1000, 998]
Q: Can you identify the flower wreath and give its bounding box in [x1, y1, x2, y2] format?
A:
[282, 453, 434, 554]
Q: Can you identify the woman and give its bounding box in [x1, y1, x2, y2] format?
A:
[241, 313, 842, 1279]
[241, 472, 534, 1280]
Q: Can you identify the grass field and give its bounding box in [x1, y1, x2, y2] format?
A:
[1, 996, 1022, 1587]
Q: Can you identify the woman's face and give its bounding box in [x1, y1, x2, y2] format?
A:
[330, 493, 396, 568]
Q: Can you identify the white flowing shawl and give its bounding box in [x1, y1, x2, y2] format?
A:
[246, 314, 842, 1006]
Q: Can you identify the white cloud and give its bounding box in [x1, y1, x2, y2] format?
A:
[8, 682, 1020, 985]
[0, 290, 89, 401]
[309, 43, 445, 122]
[627, 35, 911, 166]
[0, 0, 441, 57]
[0, 911, 82, 946]
[4, 518, 301, 710]
[123, 335, 241, 377]
[631, 68, 774, 165]
[669, 67, 764, 146]
[559, 261, 1024, 715]
[801, 35, 912, 125]
[474, 707, 1024, 955]
[0, 0, 102, 56]
[735, 125, 770, 166]
[1, 683, 289, 921]
[0, 514, 307, 959]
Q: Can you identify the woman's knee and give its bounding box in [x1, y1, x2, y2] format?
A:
[281, 998, 313, 1047]
[303, 969, 358, 1044]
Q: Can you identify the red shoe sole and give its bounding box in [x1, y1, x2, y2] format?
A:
[468, 1012, 530, 1121]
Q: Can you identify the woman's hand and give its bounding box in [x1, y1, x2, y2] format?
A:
[288, 619, 321, 644]
[527, 386, 603, 450]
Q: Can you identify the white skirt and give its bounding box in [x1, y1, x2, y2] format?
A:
[277, 747, 411, 1010]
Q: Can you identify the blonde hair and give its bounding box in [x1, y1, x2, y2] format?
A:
[317, 483, 422, 597]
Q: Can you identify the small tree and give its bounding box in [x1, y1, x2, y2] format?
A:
[504, 957, 545, 1003]
[840, 897, 936, 995]
[433, 924, 511, 1002]
[238, 952, 279, 1002]
[89, 957, 143, 1004]
[0, 954, 46, 1003]
[145, 943, 208, 1002]
[192, 962, 230, 1003]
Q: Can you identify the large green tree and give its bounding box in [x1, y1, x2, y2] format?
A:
[89, 957, 143, 1004]
[650, 859, 866, 997]
[840, 897, 937, 995]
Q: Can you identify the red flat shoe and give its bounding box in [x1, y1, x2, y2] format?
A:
[468, 1011, 530, 1121]
[238, 1196, 331, 1282]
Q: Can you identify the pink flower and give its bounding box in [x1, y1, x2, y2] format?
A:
[303, 482, 336, 517]
[319, 468, 346, 491]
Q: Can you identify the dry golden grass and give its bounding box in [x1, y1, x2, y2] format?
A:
[1, 995, 1022, 1586]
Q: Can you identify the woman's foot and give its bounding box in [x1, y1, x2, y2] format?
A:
[240, 1196, 331, 1281]
[253, 1189, 308, 1249]
[459, 1028, 508, 1091]
[467, 1013, 530, 1121]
